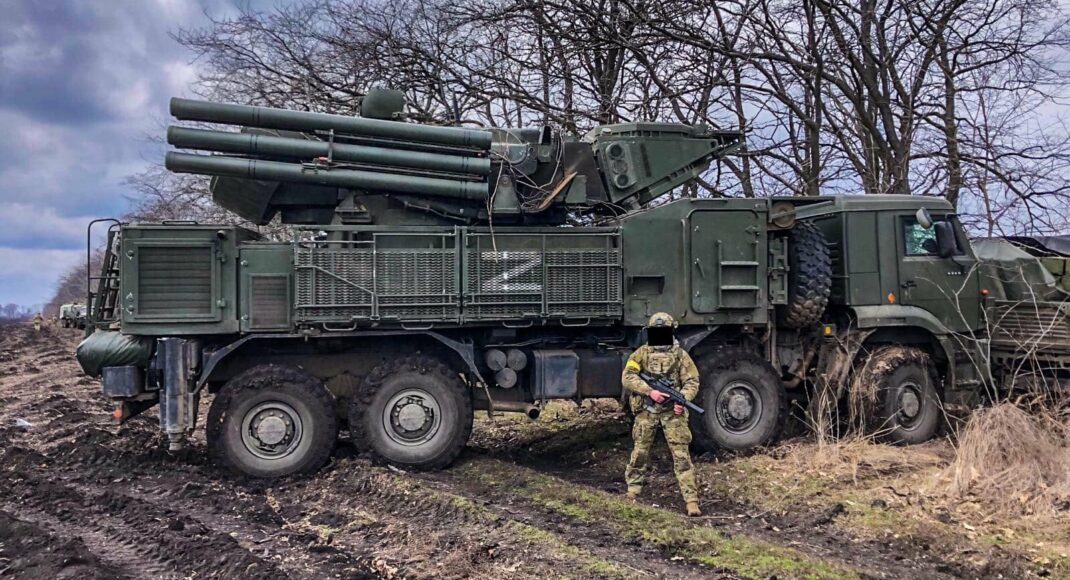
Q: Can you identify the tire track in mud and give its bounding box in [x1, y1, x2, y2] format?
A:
[414, 464, 726, 579]
[3, 418, 592, 578]
[0, 436, 287, 578]
[460, 416, 984, 580]
[0, 424, 376, 578]
[0, 326, 376, 579]
[282, 455, 658, 579]
[0, 508, 122, 579]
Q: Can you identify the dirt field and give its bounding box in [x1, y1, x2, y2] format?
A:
[0, 322, 1066, 579]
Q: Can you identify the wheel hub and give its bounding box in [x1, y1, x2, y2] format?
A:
[898, 387, 921, 420]
[726, 392, 754, 421]
[383, 389, 441, 446]
[241, 402, 303, 460]
[716, 381, 763, 433]
[396, 401, 430, 432]
[256, 415, 289, 445]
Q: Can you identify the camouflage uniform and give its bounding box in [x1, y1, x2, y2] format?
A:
[622, 340, 701, 504]
[32, 313, 43, 332]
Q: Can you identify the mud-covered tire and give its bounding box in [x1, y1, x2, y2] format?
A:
[860, 347, 941, 445]
[207, 364, 338, 478]
[350, 355, 472, 471]
[778, 221, 832, 329]
[691, 349, 786, 452]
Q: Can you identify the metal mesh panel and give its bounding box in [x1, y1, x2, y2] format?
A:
[293, 230, 620, 325]
[463, 233, 622, 321]
[294, 242, 459, 323]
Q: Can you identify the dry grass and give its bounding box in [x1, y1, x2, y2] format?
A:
[771, 436, 945, 485]
[949, 402, 1070, 514]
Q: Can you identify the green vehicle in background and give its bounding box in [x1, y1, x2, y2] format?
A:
[60, 303, 87, 329]
[76, 90, 1070, 478]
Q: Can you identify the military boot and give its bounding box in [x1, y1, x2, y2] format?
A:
[685, 501, 702, 517]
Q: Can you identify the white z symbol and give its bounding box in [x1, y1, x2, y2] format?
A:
[481, 251, 543, 292]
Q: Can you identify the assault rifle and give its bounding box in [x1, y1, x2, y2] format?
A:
[638, 372, 705, 415]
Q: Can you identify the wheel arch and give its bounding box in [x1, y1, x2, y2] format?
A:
[198, 331, 481, 395]
[684, 326, 765, 359]
[853, 305, 957, 391]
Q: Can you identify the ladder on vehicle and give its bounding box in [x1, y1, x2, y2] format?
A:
[716, 240, 761, 309]
[87, 219, 122, 330]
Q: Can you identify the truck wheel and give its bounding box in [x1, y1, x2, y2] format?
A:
[351, 355, 472, 470]
[778, 221, 832, 329]
[207, 364, 338, 478]
[862, 347, 941, 444]
[691, 349, 785, 452]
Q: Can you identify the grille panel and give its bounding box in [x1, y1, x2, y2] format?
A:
[463, 232, 622, 321]
[250, 275, 290, 329]
[137, 246, 212, 315]
[990, 302, 1070, 354]
[295, 245, 460, 323]
[293, 230, 622, 325]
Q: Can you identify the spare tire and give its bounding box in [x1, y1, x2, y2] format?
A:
[779, 221, 832, 329]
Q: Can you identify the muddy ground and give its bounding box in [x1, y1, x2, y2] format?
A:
[0, 321, 1065, 579]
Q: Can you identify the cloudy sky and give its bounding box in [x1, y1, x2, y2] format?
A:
[0, 0, 274, 309]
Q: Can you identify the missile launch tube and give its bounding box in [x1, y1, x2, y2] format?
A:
[165, 152, 489, 200]
[170, 97, 493, 149]
[167, 126, 492, 176]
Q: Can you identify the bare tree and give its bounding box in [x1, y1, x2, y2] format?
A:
[148, 0, 1070, 233]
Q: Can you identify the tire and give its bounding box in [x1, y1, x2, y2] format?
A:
[207, 364, 338, 478]
[350, 355, 472, 471]
[778, 221, 832, 329]
[691, 349, 786, 452]
[861, 347, 941, 445]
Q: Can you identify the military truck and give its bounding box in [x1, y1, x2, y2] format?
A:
[76, 91, 1069, 478]
[60, 303, 87, 329]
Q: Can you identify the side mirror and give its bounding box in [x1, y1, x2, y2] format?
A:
[915, 207, 933, 229]
[934, 221, 957, 258]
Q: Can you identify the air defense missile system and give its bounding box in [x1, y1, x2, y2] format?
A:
[77, 90, 1070, 478]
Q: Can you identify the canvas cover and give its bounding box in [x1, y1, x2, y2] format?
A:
[974, 238, 1065, 302]
[76, 331, 153, 378]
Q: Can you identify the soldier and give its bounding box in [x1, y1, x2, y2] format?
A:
[622, 312, 703, 517]
[32, 312, 43, 332]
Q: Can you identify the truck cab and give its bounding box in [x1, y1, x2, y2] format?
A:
[797, 195, 983, 332]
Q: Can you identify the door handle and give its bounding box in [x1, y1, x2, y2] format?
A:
[901, 280, 917, 289]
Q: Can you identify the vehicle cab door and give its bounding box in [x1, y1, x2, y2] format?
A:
[896, 212, 982, 332]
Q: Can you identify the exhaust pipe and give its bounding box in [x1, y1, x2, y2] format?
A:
[474, 399, 540, 420]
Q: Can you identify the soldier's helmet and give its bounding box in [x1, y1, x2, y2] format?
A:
[646, 312, 677, 329]
[645, 312, 677, 349]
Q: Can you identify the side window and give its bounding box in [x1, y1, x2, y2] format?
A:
[902, 216, 962, 257]
[903, 217, 938, 256]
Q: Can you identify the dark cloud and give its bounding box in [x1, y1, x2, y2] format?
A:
[0, 0, 269, 306]
[0, 4, 112, 124]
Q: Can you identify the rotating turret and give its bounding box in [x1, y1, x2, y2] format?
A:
[165, 89, 743, 225]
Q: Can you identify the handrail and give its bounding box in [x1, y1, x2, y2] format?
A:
[85, 218, 121, 332]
